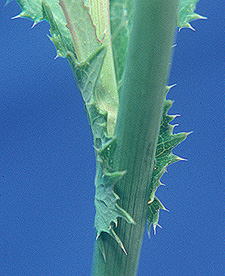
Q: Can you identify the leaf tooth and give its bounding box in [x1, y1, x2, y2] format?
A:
[157, 198, 167, 210]
[147, 197, 168, 236]
[171, 123, 179, 130]
[15, 8, 42, 22]
[159, 182, 166, 187]
[97, 136, 116, 153]
[188, 13, 207, 23]
[179, 13, 206, 31]
[176, 155, 187, 162]
[153, 223, 162, 235]
[96, 235, 106, 262]
[168, 153, 185, 164]
[166, 84, 177, 94]
[11, 13, 22, 20]
[196, 14, 207, 20]
[31, 21, 38, 29]
[115, 203, 136, 225]
[165, 99, 173, 109]
[187, 22, 196, 31]
[170, 114, 180, 121]
[12, 11, 31, 20]
[186, 131, 193, 136]
[96, 232, 101, 240]
[109, 226, 128, 255]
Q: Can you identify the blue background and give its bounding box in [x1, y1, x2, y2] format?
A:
[0, 1, 224, 275]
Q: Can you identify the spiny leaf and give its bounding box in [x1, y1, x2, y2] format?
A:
[14, 0, 75, 54]
[70, 46, 106, 105]
[178, 0, 206, 30]
[11, 0, 129, 255]
[67, 43, 135, 253]
[94, 133, 135, 254]
[147, 89, 189, 233]
[42, 1, 75, 58]
[11, 0, 202, 256]
[147, 197, 166, 236]
[60, 0, 119, 135]
[94, 166, 135, 238]
[13, 0, 118, 135]
[68, 45, 117, 141]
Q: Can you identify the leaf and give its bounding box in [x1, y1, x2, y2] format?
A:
[94, 124, 135, 254]
[67, 44, 135, 252]
[60, 0, 119, 135]
[147, 87, 189, 234]
[13, 0, 118, 135]
[11, 0, 202, 253]
[178, 0, 206, 30]
[59, 0, 100, 62]
[42, 1, 75, 58]
[11, 0, 131, 251]
[147, 197, 166, 235]
[94, 164, 135, 254]
[14, 0, 75, 56]
[93, 121, 136, 255]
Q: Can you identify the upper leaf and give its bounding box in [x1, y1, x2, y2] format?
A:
[15, 0, 75, 56]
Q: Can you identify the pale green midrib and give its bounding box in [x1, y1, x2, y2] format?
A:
[92, 0, 179, 275]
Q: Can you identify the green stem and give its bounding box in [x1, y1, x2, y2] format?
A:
[92, 0, 179, 275]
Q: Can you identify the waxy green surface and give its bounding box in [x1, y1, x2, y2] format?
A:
[11, 0, 203, 252]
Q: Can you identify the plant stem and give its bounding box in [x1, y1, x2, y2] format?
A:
[92, 0, 179, 275]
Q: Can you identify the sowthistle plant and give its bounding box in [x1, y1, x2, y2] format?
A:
[6, 0, 205, 274]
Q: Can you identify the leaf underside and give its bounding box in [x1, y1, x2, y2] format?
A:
[10, 0, 203, 254]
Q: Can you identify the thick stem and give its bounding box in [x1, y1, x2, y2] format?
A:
[92, 0, 178, 275]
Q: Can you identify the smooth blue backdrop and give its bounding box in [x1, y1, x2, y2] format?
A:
[0, 1, 224, 275]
